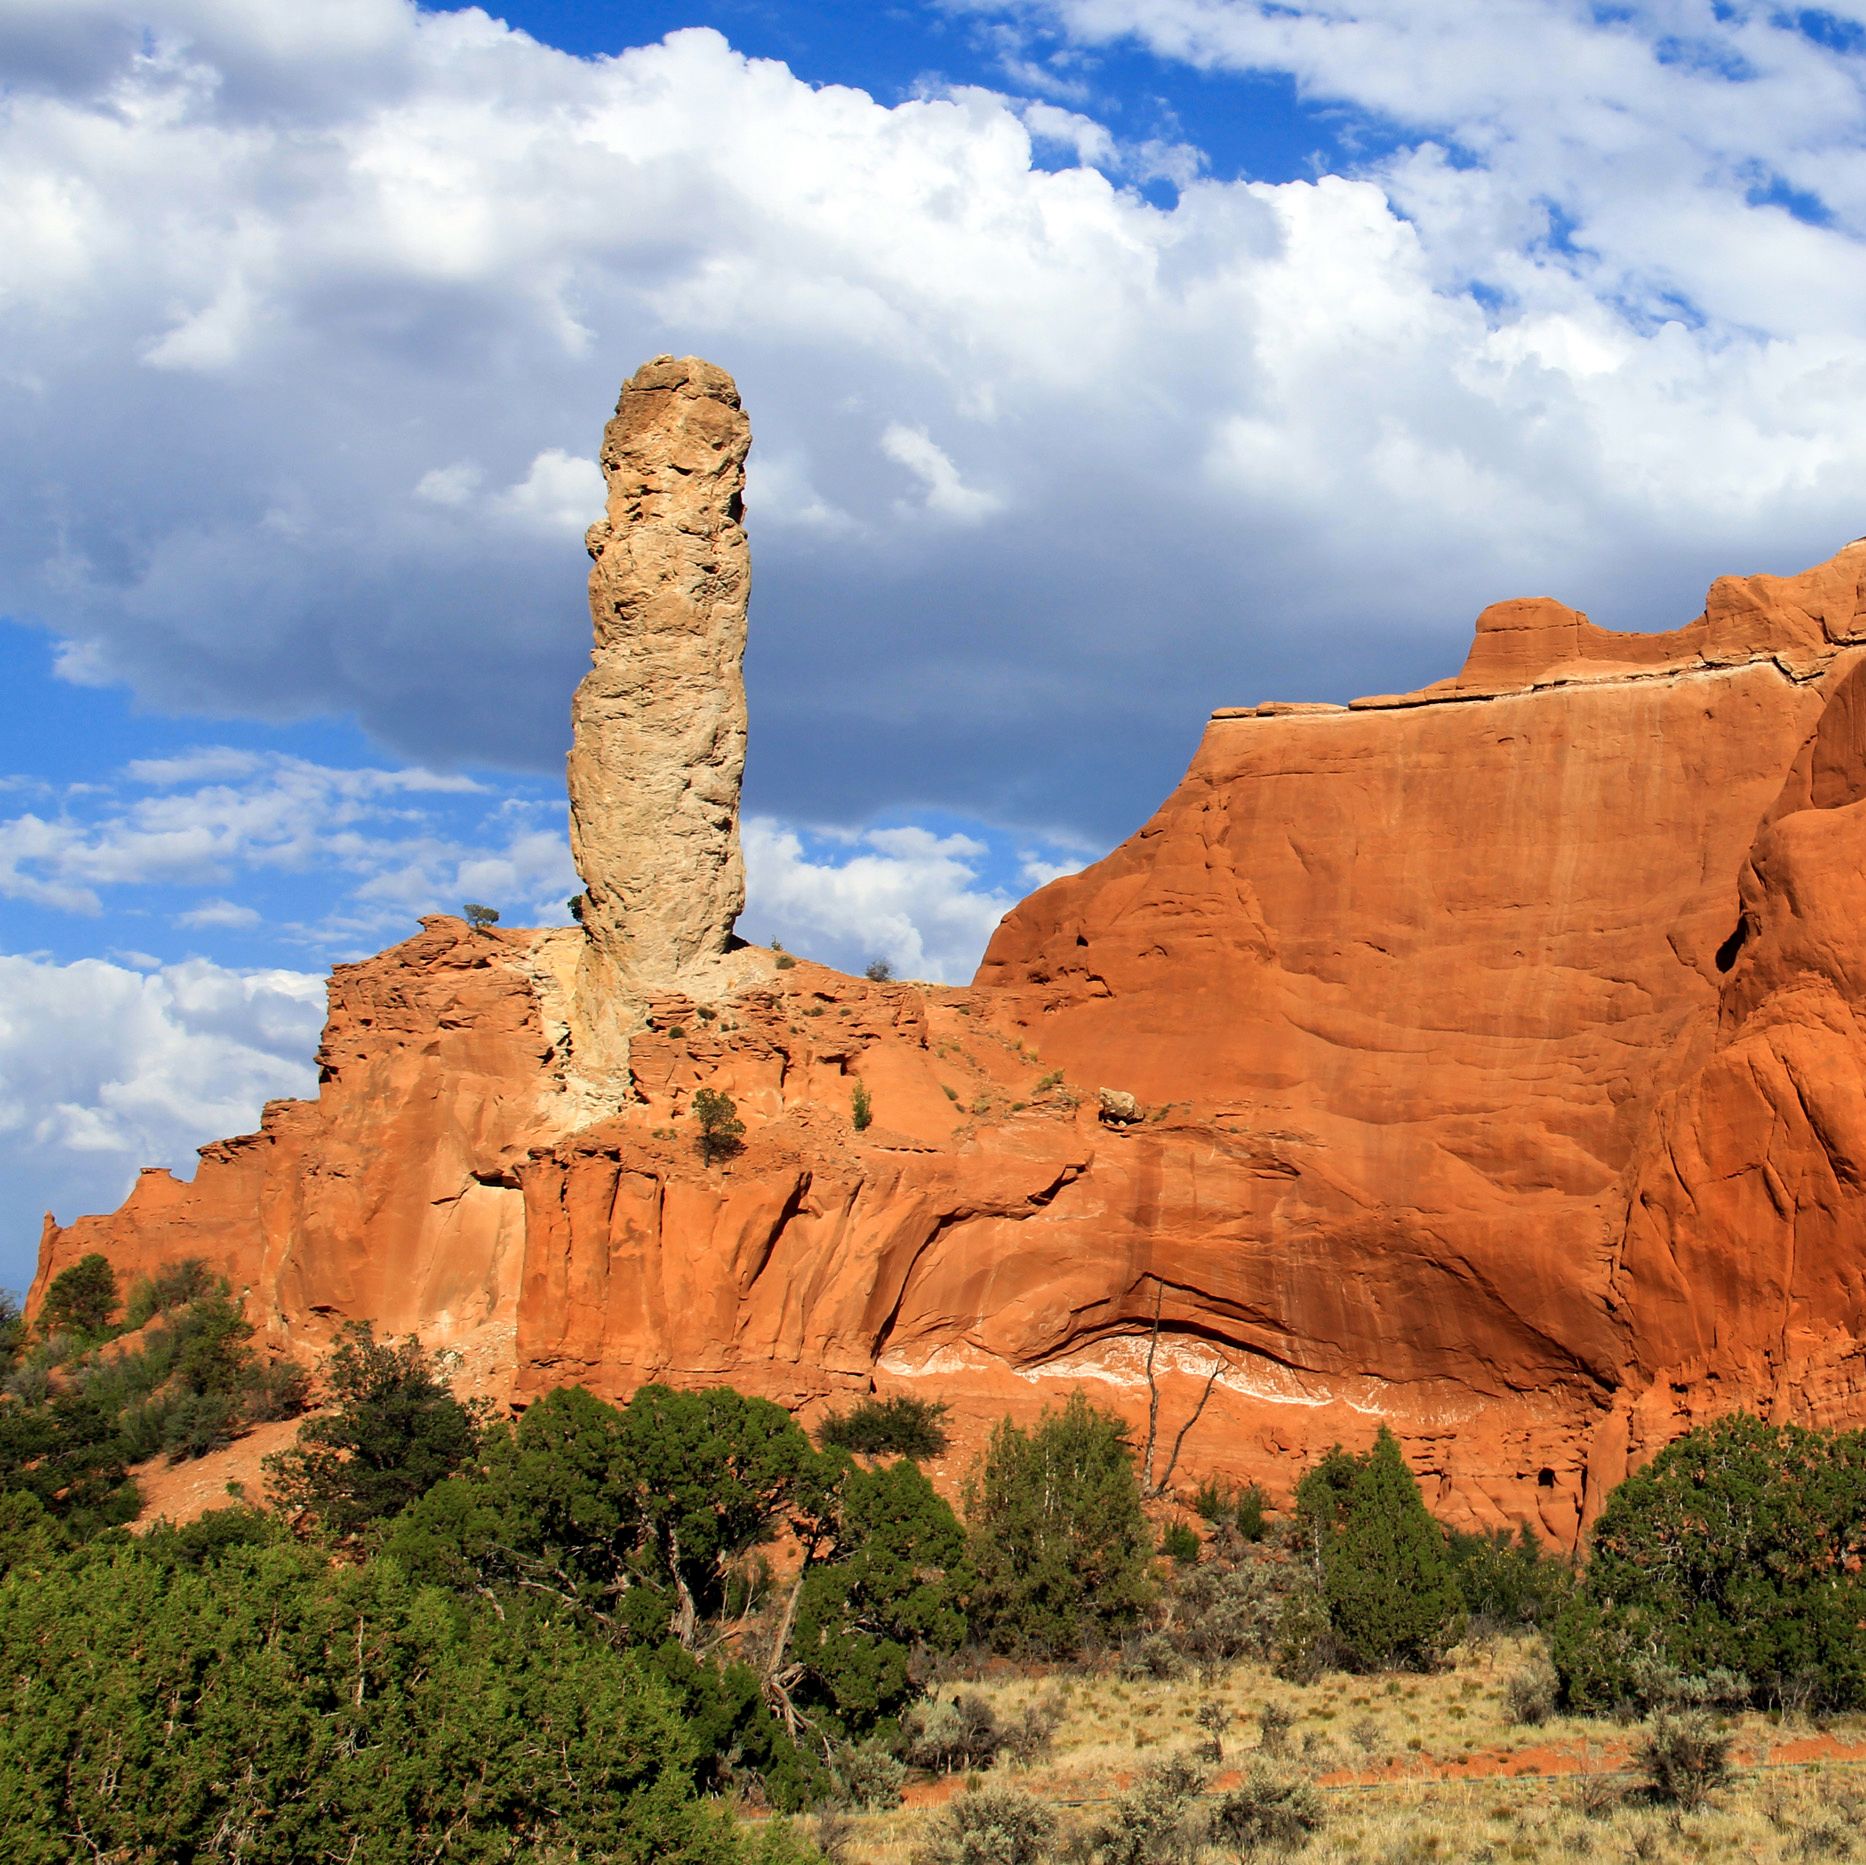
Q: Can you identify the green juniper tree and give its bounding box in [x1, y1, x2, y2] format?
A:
[264, 1322, 485, 1541]
[790, 1455, 970, 1733]
[1295, 1426, 1464, 1671]
[1552, 1412, 1866, 1713]
[966, 1390, 1157, 1658]
[38, 1253, 118, 1341]
[0, 1538, 817, 1865]
[692, 1088, 746, 1166]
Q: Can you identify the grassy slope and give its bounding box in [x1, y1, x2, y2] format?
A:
[834, 1633, 1866, 1863]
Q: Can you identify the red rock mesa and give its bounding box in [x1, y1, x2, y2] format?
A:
[34, 358, 1866, 1543]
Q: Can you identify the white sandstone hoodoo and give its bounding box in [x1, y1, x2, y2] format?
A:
[567, 355, 751, 996]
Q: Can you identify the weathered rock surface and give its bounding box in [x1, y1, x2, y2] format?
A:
[568, 354, 750, 1013]
[31, 917, 567, 1394]
[31, 357, 1866, 1544]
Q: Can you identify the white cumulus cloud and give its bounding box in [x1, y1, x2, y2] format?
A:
[0, 952, 324, 1266]
[6, 3, 1866, 845]
[742, 816, 1023, 983]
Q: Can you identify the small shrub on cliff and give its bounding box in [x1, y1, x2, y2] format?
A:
[1551, 1413, 1866, 1714]
[1161, 1520, 1201, 1565]
[1190, 1477, 1271, 1541]
[850, 1080, 873, 1132]
[122, 1257, 217, 1330]
[692, 1087, 746, 1166]
[462, 901, 499, 931]
[817, 1395, 949, 1459]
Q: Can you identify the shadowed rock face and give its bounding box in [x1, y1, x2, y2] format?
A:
[31, 360, 1866, 1544]
[568, 355, 750, 1000]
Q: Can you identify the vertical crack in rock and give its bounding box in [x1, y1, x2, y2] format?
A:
[568, 355, 750, 1035]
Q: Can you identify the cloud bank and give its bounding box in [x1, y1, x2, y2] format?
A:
[6, 1, 1866, 842]
[0, 952, 325, 1277]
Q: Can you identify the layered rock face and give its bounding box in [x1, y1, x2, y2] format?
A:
[568, 355, 750, 1009]
[32, 355, 1866, 1543]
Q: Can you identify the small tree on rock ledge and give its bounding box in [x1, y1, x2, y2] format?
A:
[692, 1087, 745, 1166]
[462, 902, 500, 932]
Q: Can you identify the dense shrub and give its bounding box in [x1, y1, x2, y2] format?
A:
[1505, 1661, 1558, 1726]
[1633, 1710, 1732, 1809]
[1446, 1523, 1570, 1631]
[1207, 1759, 1325, 1854]
[1003, 1692, 1065, 1765]
[1551, 1414, 1866, 1713]
[264, 1322, 485, 1540]
[817, 1395, 950, 1459]
[1269, 1579, 1336, 1683]
[910, 1783, 1054, 1865]
[38, 1254, 118, 1341]
[967, 1390, 1157, 1658]
[1294, 1429, 1464, 1671]
[1171, 1558, 1275, 1677]
[827, 1738, 906, 1810]
[0, 1539, 816, 1864]
[899, 1692, 1007, 1773]
[1084, 1754, 1207, 1865]
[1119, 1629, 1186, 1680]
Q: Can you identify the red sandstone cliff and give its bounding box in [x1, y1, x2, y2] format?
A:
[32, 359, 1866, 1546]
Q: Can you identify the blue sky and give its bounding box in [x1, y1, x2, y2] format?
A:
[5, 0, 1866, 1287]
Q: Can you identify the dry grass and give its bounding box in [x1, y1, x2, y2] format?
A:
[815, 1633, 1866, 1863]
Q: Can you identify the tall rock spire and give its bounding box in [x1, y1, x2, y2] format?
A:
[567, 355, 750, 995]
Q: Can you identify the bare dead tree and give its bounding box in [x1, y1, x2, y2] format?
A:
[1140, 1275, 1228, 1498]
[1153, 1357, 1226, 1497]
[1142, 1280, 1165, 1493]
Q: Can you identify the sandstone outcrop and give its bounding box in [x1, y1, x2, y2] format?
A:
[31, 359, 1866, 1545]
[567, 354, 751, 1019]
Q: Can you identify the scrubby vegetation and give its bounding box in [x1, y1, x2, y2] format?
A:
[693, 1086, 748, 1165]
[1551, 1412, 1866, 1715]
[967, 1391, 1158, 1658]
[817, 1394, 950, 1459]
[8, 1253, 1866, 1862]
[0, 1259, 308, 1548]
